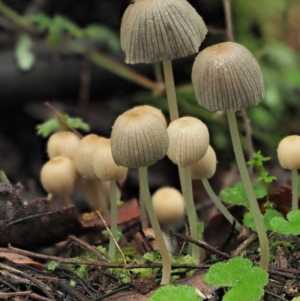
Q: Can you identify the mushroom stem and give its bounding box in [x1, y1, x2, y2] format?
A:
[292, 168, 298, 210]
[162, 60, 179, 121]
[227, 110, 269, 270]
[138, 166, 171, 285]
[178, 166, 202, 263]
[108, 180, 117, 258]
[139, 190, 148, 229]
[201, 179, 243, 231]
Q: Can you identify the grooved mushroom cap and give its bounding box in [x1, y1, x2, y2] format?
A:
[191, 145, 217, 179]
[40, 156, 79, 196]
[277, 135, 300, 169]
[130, 105, 167, 126]
[192, 42, 264, 112]
[47, 131, 81, 160]
[152, 187, 185, 224]
[167, 116, 209, 167]
[121, 0, 208, 64]
[73, 134, 104, 179]
[92, 138, 128, 181]
[111, 109, 169, 168]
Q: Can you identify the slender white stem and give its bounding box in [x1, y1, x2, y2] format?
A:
[108, 180, 117, 258]
[138, 166, 171, 285]
[292, 168, 298, 210]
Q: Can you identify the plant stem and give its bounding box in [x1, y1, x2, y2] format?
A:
[226, 110, 269, 270]
[201, 179, 243, 231]
[138, 166, 171, 285]
[139, 189, 148, 229]
[162, 60, 179, 121]
[291, 168, 298, 210]
[0, 170, 10, 183]
[178, 166, 201, 263]
[108, 180, 117, 258]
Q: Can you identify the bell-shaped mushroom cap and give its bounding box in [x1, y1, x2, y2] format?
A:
[277, 135, 300, 170]
[152, 187, 185, 224]
[130, 105, 167, 126]
[192, 42, 264, 112]
[73, 134, 104, 179]
[47, 131, 81, 160]
[92, 138, 128, 181]
[40, 156, 79, 197]
[167, 116, 209, 167]
[191, 145, 217, 179]
[111, 109, 169, 168]
[121, 0, 207, 64]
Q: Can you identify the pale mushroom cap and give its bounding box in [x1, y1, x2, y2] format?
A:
[92, 138, 128, 181]
[130, 105, 167, 126]
[277, 135, 300, 169]
[73, 134, 104, 179]
[40, 156, 79, 196]
[192, 42, 264, 112]
[47, 131, 81, 160]
[167, 116, 209, 167]
[121, 0, 207, 64]
[191, 145, 217, 179]
[152, 187, 185, 224]
[111, 109, 169, 168]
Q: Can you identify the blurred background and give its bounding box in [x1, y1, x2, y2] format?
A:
[0, 0, 299, 201]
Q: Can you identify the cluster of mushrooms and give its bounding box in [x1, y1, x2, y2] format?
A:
[40, 0, 278, 286]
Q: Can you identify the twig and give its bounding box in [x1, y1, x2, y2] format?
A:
[95, 210, 127, 264]
[170, 231, 231, 259]
[44, 102, 83, 138]
[67, 235, 108, 261]
[231, 233, 258, 256]
[268, 269, 298, 279]
[0, 291, 53, 301]
[264, 289, 290, 301]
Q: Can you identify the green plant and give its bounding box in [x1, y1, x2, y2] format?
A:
[270, 210, 300, 235]
[204, 257, 268, 301]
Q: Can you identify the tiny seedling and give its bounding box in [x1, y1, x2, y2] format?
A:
[148, 285, 202, 301]
[204, 257, 268, 301]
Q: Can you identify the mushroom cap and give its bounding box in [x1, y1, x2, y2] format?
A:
[152, 187, 185, 224]
[40, 156, 79, 197]
[191, 145, 217, 179]
[73, 134, 104, 179]
[277, 135, 300, 170]
[192, 42, 264, 112]
[130, 105, 167, 126]
[121, 0, 207, 64]
[92, 138, 128, 181]
[47, 131, 81, 160]
[167, 116, 209, 167]
[111, 109, 169, 168]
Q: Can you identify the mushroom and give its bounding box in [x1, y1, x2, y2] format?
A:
[47, 131, 81, 160]
[92, 138, 128, 258]
[111, 108, 171, 285]
[121, 0, 207, 121]
[192, 41, 269, 270]
[191, 145, 243, 231]
[277, 135, 300, 210]
[40, 156, 79, 206]
[167, 116, 209, 263]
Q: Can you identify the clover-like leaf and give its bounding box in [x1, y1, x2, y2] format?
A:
[270, 210, 300, 235]
[205, 257, 268, 301]
[148, 285, 202, 301]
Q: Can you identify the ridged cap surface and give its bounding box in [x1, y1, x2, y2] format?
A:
[121, 0, 207, 64]
[167, 116, 209, 167]
[191, 145, 217, 179]
[111, 109, 169, 168]
[130, 105, 167, 126]
[192, 42, 264, 111]
[277, 135, 300, 169]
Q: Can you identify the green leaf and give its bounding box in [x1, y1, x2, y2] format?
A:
[15, 34, 35, 71]
[220, 183, 267, 208]
[270, 210, 300, 235]
[47, 261, 59, 271]
[205, 257, 268, 301]
[148, 285, 202, 301]
[36, 119, 61, 137]
[29, 12, 51, 31]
